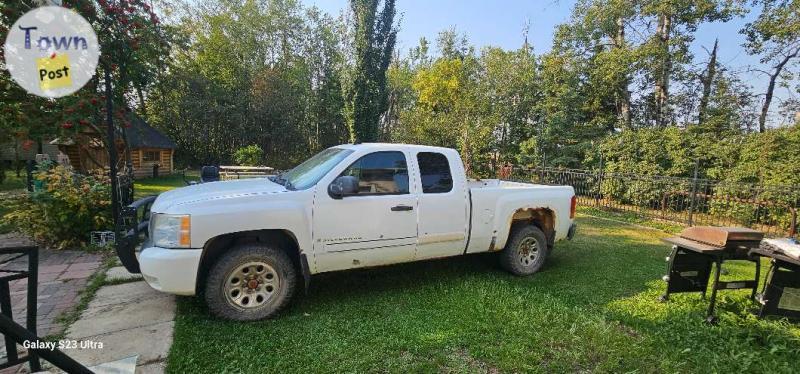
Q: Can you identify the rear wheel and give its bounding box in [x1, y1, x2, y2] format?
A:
[499, 224, 549, 276]
[205, 244, 296, 321]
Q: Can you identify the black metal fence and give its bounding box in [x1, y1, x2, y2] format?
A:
[506, 167, 799, 236]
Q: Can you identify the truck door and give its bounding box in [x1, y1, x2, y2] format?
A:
[312, 151, 418, 272]
[413, 151, 469, 260]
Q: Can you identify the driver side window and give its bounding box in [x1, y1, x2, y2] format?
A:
[339, 151, 409, 195]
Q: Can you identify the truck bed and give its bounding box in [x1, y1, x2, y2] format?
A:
[468, 179, 572, 190]
[465, 179, 575, 254]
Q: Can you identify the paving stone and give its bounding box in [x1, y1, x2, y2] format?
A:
[58, 270, 94, 281]
[67, 294, 175, 339]
[88, 355, 138, 374]
[66, 321, 174, 369]
[67, 262, 101, 271]
[105, 266, 143, 282]
[0, 237, 104, 374]
[39, 264, 69, 274]
[135, 361, 166, 374]
[86, 282, 158, 308]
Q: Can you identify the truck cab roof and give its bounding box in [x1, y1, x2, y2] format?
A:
[336, 143, 457, 154]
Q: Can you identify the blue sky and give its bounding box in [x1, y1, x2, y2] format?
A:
[303, 0, 794, 118]
[304, 0, 759, 66]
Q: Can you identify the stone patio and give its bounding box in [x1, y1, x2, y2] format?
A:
[0, 233, 175, 373]
[0, 234, 104, 373]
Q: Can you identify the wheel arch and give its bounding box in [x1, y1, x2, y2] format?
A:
[196, 229, 309, 295]
[506, 208, 556, 249]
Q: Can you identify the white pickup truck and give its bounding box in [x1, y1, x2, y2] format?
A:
[117, 143, 576, 321]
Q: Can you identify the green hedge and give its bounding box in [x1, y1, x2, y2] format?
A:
[595, 125, 800, 231]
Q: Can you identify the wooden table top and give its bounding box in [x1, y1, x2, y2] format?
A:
[662, 236, 726, 253]
[0, 234, 37, 252]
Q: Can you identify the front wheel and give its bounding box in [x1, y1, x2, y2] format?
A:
[205, 244, 297, 321]
[499, 224, 549, 276]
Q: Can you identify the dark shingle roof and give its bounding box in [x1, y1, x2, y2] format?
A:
[123, 114, 176, 149]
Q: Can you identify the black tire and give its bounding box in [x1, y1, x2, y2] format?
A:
[205, 244, 297, 321]
[499, 224, 549, 276]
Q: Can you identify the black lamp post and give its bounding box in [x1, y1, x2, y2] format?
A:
[104, 64, 120, 238]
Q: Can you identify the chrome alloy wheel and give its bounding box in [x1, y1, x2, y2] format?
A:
[224, 261, 279, 309]
[517, 236, 540, 267]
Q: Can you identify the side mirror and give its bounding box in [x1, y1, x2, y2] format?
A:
[328, 176, 359, 199]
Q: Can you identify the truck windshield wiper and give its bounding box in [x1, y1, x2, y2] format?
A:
[270, 173, 294, 190]
[269, 174, 287, 185]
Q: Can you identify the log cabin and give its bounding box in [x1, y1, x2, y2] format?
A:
[53, 114, 177, 179]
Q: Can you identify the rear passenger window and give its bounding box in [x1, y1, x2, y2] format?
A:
[418, 152, 453, 193]
[340, 151, 409, 195]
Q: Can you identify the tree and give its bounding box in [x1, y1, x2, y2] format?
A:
[344, 0, 397, 142]
[305, 7, 349, 151]
[1, 0, 168, 163]
[641, 0, 745, 127]
[575, 0, 639, 129]
[436, 28, 472, 60]
[743, 0, 800, 132]
[695, 68, 758, 134]
[233, 145, 264, 166]
[147, 0, 349, 168]
[697, 39, 719, 126]
[392, 33, 494, 175]
[480, 46, 539, 167]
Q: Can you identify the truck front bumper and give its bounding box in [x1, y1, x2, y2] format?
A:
[138, 246, 202, 296]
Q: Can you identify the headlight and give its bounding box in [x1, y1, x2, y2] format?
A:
[151, 214, 191, 248]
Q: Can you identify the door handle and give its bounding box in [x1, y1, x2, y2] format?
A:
[391, 205, 413, 211]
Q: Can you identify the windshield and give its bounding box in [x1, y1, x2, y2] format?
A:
[273, 147, 354, 190]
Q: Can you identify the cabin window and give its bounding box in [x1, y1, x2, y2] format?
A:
[417, 152, 453, 193]
[339, 151, 409, 195]
[142, 150, 161, 162]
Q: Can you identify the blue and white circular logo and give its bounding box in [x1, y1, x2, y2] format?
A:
[3, 6, 100, 98]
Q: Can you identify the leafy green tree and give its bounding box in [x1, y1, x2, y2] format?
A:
[233, 145, 264, 166]
[742, 0, 800, 132]
[480, 46, 539, 167]
[573, 0, 640, 129]
[305, 7, 349, 150]
[695, 68, 758, 134]
[344, 0, 397, 142]
[1, 0, 168, 171]
[640, 0, 745, 127]
[394, 47, 494, 174]
[526, 19, 617, 168]
[148, 0, 348, 168]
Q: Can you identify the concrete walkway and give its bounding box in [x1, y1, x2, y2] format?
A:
[62, 267, 175, 373]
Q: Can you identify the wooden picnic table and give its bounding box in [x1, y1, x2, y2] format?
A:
[219, 165, 275, 180]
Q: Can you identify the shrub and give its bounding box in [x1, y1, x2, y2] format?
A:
[595, 125, 800, 231]
[233, 145, 264, 166]
[0, 165, 112, 249]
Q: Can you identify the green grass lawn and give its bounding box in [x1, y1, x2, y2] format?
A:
[0, 170, 26, 192]
[133, 171, 197, 199]
[162, 215, 799, 373]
